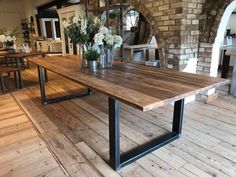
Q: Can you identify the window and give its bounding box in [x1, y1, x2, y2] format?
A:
[41, 18, 61, 40]
[124, 10, 139, 31]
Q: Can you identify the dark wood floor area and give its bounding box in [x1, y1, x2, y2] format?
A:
[0, 65, 236, 177]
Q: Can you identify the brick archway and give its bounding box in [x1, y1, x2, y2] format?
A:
[197, 0, 236, 77]
[125, 0, 167, 67]
[199, 0, 233, 44]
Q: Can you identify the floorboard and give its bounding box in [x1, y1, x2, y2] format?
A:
[0, 65, 236, 177]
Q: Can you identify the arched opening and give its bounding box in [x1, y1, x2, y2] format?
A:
[123, 0, 164, 65]
[210, 1, 236, 77]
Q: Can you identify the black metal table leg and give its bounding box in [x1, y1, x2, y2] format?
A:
[173, 99, 184, 134]
[42, 54, 48, 82]
[13, 71, 19, 88]
[17, 70, 23, 89]
[44, 69, 48, 82]
[16, 58, 23, 89]
[221, 49, 230, 78]
[108, 98, 185, 171]
[0, 75, 5, 93]
[37, 66, 91, 105]
[109, 97, 121, 170]
[38, 66, 47, 104]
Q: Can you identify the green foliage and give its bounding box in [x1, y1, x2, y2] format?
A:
[109, 11, 117, 19]
[5, 41, 14, 47]
[84, 50, 99, 61]
[64, 23, 89, 44]
[63, 15, 103, 46]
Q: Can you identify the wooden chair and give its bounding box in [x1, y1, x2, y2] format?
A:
[0, 64, 22, 93]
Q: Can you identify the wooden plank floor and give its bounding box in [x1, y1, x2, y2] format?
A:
[0, 64, 236, 177]
[0, 94, 67, 177]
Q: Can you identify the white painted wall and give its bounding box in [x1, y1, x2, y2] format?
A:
[0, 0, 24, 45]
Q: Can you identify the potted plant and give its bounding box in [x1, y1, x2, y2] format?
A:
[84, 50, 99, 71]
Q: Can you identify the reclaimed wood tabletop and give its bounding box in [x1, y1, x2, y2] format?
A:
[0, 51, 52, 58]
[28, 56, 230, 112]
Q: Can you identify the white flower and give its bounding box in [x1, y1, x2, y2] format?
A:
[62, 20, 70, 28]
[72, 15, 79, 24]
[92, 43, 100, 54]
[0, 34, 6, 42]
[80, 18, 87, 34]
[12, 36, 16, 41]
[94, 33, 104, 45]
[104, 34, 114, 47]
[114, 35, 122, 48]
[6, 35, 12, 42]
[94, 16, 103, 26]
[99, 26, 109, 35]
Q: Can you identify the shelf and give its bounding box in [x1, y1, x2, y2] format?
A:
[21, 18, 35, 45]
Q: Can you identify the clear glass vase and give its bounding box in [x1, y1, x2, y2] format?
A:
[98, 46, 106, 69]
[81, 44, 88, 68]
[105, 48, 114, 68]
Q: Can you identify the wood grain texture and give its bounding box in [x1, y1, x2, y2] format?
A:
[28, 56, 230, 111]
[0, 94, 67, 177]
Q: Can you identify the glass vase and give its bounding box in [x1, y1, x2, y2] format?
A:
[98, 46, 107, 69]
[81, 44, 88, 68]
[105, 48, 114, 68]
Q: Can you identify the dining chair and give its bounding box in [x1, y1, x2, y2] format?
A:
[0, 63, 22, 93]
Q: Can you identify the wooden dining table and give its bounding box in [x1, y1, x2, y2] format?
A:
[28, 56, 229, 171]
[0, 51, 53, 88]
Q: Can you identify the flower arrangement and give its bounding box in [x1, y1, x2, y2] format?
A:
[94, 26, 123, 67]
[0, 30, 16, 48]
[62, 14, 104, 46]
[62, 14, 123, 69]
[94, 26, 123, 49]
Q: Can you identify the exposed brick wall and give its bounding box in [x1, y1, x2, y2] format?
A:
[197, 43, 213, 75]
[89, 0, 233, 74]
[127, 0, 206, 70]
[194, 0, 235, 76]
[137, 0, 233, 75]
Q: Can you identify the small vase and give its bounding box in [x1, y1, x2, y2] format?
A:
[89, 60, 97, 71]
[98, 46, 106, 69]
[105, 48, 113, 68]
[81, 44, 88, 68]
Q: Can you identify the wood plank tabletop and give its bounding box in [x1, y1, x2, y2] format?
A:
[28, 56, 230, 112]
[5, 51, 52, 58]
[0, 51, 53, 58]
